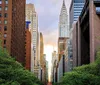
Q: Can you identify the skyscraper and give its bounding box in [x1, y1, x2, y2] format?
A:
[26, 4, 38, 72]
[59, 0, 69, 38]
[0, 0, 26, 65]
[40, 32, 44, 68]
[69, 0, 85, 28]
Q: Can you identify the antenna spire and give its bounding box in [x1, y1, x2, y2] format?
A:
[63, 0, 65, 6]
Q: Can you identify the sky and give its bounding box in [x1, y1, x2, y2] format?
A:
[26, 0, 71, 81]
[26, 0, 71, 59]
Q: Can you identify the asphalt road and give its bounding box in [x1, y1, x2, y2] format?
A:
[47, 82, 52, 85]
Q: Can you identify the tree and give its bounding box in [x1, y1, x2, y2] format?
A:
[58, 49, 100, 85]
[0, 45, 43, 85]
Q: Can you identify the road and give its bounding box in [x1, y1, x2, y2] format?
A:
[47, 82, 52, 85]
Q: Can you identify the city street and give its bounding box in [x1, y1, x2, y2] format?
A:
[0, 0, 100, 85]
[47, 82, 52, 85]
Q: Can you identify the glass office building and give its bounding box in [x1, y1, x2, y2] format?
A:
[69, 0, 85, 28]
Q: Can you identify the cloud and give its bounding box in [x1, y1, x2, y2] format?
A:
[26, 0, 71, 50]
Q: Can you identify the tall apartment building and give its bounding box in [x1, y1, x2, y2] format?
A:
[59, 0, 69, 38]
[0, 0, 26, 65]
[26, 4, 38, 72]
[69, 0, 85, 28]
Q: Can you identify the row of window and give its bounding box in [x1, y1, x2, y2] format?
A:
[0, 20, 7, 24]
[0, 0, 8, 4]
[0, 26, 7, 31]
[0, 13, 7, 17]
[0, 6, 8, 11]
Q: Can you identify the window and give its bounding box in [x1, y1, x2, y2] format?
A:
[0, 33, 1, 37]
[5, 6, 8, 11]
[4, 40, 6, 44]
[4, 20, 7, 24]
[0, 20, 2, 24]
[4, 26, 7, 31]
[0, 26, 1, 31]
[96, 7, 100, 14]
[4, 13, 7, 18]
[5, 0, 8, 4]
[0, 0, 2, 4]
[3, 46, 6, 49]
[4, 33, 7, 38]
[0, 6, 2, 11]
[0, 13, 2, 17]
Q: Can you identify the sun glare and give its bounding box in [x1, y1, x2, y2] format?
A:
[44, 45, 53, 82]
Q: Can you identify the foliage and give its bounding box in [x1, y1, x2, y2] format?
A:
[0, 45, 43, 85]
[57, 49, 100, 85]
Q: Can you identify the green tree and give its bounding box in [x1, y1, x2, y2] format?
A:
[0, 45, 43, 85]
[57, 49, 100, 85]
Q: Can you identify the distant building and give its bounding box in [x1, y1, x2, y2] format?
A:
[25, 21, 31, 70]
[26, 4, 38, 73]
[57, 55, 65, 82]
[40, 33, 44, 69]
[58, 37, 68, 61]
[46, 60, 48, 83]
[51, 51, 58, 83]
[59, 0, 69, 38]
[69, 0, 85, 28]
[38, 32, 46, 82]
[0, 0, 26, 65]
[64, 39, 73, 72]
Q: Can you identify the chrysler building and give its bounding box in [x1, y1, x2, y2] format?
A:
[59, 0, 69, 38]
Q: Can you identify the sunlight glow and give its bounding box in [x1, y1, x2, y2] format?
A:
[44, 45, 53, 82]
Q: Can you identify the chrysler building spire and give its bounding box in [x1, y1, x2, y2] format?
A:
[59, 0, 69, 38]
[63, 0, 65, 6]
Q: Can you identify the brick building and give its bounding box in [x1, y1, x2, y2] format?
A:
[25, 21, 31, 70]
[0, 0, 26, 65]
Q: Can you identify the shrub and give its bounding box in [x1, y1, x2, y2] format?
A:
[59, 49, 100, 85]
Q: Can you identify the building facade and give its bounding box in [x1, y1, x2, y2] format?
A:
[72, 0, 100, 67]
[25, 21, 31, 70]
[26, 4, 38, 72]
[57, 55, 65, 82]
[51, 51, 58, 83]
[40, 33, 44, 69]
[59, 0, 69, 38]
[0, 0, 26, 65]
[69, 0, 85, 28]
[38, 32, 46, 83]
[58, 37, 67, 61]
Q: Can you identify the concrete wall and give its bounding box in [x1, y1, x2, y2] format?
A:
[90, 1, 100, 62]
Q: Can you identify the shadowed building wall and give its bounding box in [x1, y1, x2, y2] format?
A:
[72, 0, 100, 66]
